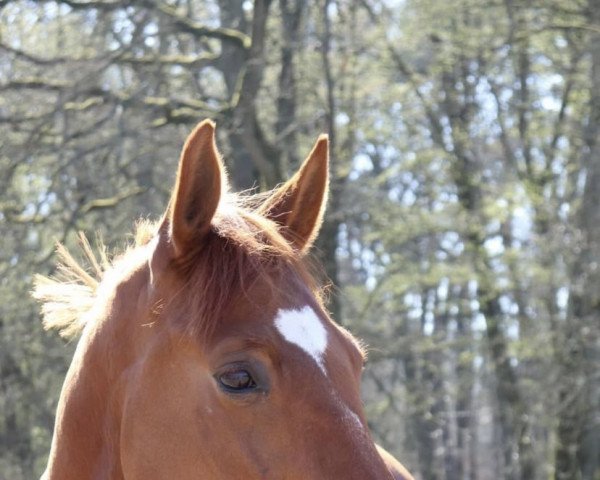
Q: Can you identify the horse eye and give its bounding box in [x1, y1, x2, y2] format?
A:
[218, 369, 257, 392]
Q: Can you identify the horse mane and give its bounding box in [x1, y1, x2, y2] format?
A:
[32, 192, 327, 339]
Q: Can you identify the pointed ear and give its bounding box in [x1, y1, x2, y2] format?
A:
[259, 135, 329, 252]
[165, 120, 223, 257]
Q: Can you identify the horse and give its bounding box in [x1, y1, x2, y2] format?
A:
[33, 120, 414, 479]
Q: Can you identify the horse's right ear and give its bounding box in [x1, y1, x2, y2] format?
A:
[162, 120, 223, 257]
[258, 135, 329, 253]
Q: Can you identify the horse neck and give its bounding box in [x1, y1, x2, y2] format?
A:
[45, 264, 151, 480]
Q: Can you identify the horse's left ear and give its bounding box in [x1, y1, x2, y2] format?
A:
[165, 120, 224, 257]
[259, 135, 329, 252]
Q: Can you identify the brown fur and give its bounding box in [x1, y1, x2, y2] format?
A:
[161, 195, 329, 340]
[34, 120, 413, 480]
[33, 195, 326, 342]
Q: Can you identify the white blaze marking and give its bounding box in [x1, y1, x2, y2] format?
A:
[274, 306, 328, 374]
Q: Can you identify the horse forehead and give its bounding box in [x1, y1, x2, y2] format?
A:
[273, 305, 329, 374]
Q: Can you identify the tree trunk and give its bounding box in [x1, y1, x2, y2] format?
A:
[556, 1, 600, 477]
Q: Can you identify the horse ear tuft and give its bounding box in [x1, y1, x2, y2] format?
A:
[259, 135, 329, 253]
[166, 120, 223, 257]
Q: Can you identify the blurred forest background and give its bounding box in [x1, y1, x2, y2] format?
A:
[0, 0, 599, 479]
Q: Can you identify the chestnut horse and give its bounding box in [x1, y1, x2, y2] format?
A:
[34, 120, 413, 479]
